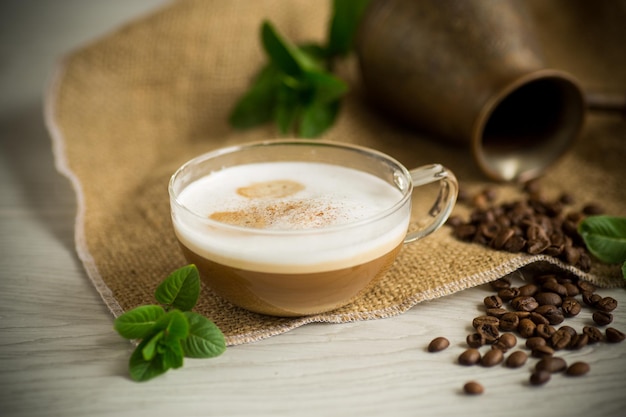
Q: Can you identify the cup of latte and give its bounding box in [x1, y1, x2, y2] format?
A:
[169, 140, 458, 316]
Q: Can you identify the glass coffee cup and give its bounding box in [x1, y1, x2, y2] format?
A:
[169, 140, 458, 316]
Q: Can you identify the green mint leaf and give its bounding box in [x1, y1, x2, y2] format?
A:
[304, 70, 348, 103]
[181, 312, 227, 358]
[154, 264, 200, 311]
[142, 330, 164, 361]
[578, 215, 626, 264]
[327, 0, 371, 57]
[156, 309, 190, 341]
[298, 43, 329, 63]
[161, 338, 185, 370]
[114, 305, 165, 340]
[129, 338, 168, 382]
[261, 21, 320, 77]
[229, 64, 281, 129]
[298, 100, 340, 138]
[275, 83, 301, 134]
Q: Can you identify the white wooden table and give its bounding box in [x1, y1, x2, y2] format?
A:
[1, 1, 625, 416]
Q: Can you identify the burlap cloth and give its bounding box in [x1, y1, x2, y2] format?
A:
[45, 0, 625, 345]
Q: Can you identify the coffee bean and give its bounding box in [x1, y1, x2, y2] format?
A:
[534, 304, 564, 325]
[527, 238, 550, 254]
[518, 318, 536, 338]
[550, 329, 572, 350]
[562, 282, 580, 297]
[458, 348, 481, 366]
[577, 280, 596, 293]
[518, 283, 539, 297]
[472, 315, 500, 329]
[466, 333, 485, 348]
[446, 215, 464, 228]
[493, 333, 517, 351]
[498, 287, 521, 302]
[499, 313, 519, 331]
[486, 308, 508, 319]
[535, 324, 556, 339]
[568, 333, 588, 350]
[529, 312, 550, 326]
[530, 370, 551, 385]
[454, 224, 477, 240]
[558, 325, 577, 337]
[428, 337, 450, 352]
[566, 362, 590, 376]
[503, 235, 526, 252]
[463, 381, 484, 395]
[534, 274, 558, 286]
[592, 311, 613, 326]
[531, 345, 555, 358]
[484, 295, 503, 309]
[480, 222, 501, 240]
[561, 298, 582, 317]
[505, 350, 528, 368]
[582, 292, 602, 307]
[476, 323, 499, 343]
[561, 245, 578, 265]
[606, 327, 625, 343]
[481, 348, 504, 367]
[491, 228, 515, 249]
[534, 292, 563, 307]
[526, 337, 547, 350]
[541, 281, 568, 297]
[511, 296, 539, 312]
[536, 356, 567, 373]
[490, 277, 511, 291]
[596, 297, 618, 312]
[526, 223, 548, 242]
[583, 326, 604, 344]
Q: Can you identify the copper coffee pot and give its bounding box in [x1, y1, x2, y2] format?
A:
[356, 0, 624, 182]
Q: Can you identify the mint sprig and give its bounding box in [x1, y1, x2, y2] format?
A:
[579, 215, 626, 279]
[114, 264, 226, 382]
[229, 0, 370, 138]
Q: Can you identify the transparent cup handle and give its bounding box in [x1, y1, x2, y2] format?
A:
[404, 164, 458, 244]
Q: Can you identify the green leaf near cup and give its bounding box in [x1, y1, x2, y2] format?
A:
[114, 264, 226, 382]
[578, 215, 626, 278]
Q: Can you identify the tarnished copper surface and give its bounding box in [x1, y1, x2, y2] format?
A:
[356, 0, 586, 182]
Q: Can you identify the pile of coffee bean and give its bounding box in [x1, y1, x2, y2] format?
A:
[427, 272, 625, 394]
[446, 179, 604, 272]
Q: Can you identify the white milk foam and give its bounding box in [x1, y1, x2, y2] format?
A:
[173, 162, 410, 272]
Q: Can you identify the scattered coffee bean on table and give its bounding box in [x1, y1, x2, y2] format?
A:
[530, 369, 551, 386]
[481, 348, 504, 367]
[606, 327, 626, 343]
[428, 337, 450, 352]
[535, 356, 567, 373]
[458, 348, 481, 366]
[566, 362, 590, 376]
[463, 381, 484, 395]
[505, 350, 528, 368]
